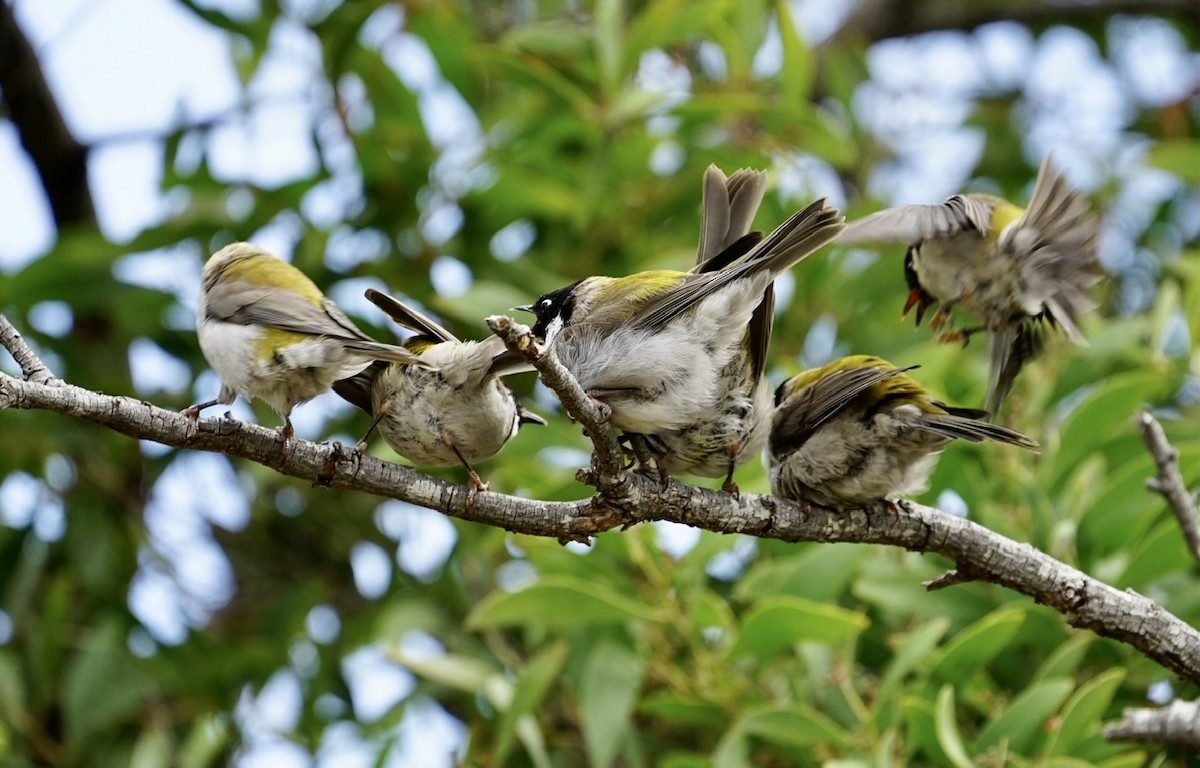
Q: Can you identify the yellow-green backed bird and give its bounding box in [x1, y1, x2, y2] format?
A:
[839, 156, 1100, 413]
[333, 288, 545, 496]
[518, 198, 845, 476]
[187, 243, 430, 440]
[641, 164, 773, 492]
[766, 355, 1038, 507]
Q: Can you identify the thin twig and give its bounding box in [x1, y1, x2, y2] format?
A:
[1104, 698, 1200, 750]
[1135, 410, 1200, 568]
[486, 315, 627, 490]
[0, 315, 55, 384]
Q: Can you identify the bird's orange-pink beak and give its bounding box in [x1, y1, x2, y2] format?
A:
[903, 289, 928, 326]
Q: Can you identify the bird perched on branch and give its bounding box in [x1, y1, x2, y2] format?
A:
[766, 355, 1038, 508]
[186, 242, 431, 440]
[838, 156, 1100, 412]
[518, 196, 845, 486]
[639, 164, 774, 492]
[334, 288, 544, 497]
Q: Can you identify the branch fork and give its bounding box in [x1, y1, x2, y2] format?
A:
[486, 314, 628, 492]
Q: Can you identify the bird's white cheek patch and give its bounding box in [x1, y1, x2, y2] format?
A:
[544, 316, 565, 345]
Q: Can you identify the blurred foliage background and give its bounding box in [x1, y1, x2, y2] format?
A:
[0, 0, 1198, 765]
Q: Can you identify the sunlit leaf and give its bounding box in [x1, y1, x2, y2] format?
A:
[466, 576, 664, 628]
[735, 702, 851, 747]
[494, 641, 569, 766]
[1043, 668, 1126, 757]
[975, 677, 1074, 754]
[931, 606, 1026, 681]
[726, 595, 868, 660]
[934, 686, 975, 768]
[580, 640, 645, 768]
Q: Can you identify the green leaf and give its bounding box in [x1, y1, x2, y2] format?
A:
[711, 730, 750, 768]
[1147, 139, 1200, 185]
[1051, 370, 1165, 489]
[131, 725, 172, 768]
[476, 46, 597, 119]
[931, 606, 1026, 681]
[1118, 518, 1195, 588]
[975, 677, 1074, 754]
[179, 713, 231, 768]
[659, 756, 714, 768]
[494, 641, 569, 766]
[732, 544, 864, 604]
[390, 650, 497, 692]
[466, 575, 663, 629]
[1097, 752, 1150, 768]
[594, 0, 624, 93]
[874, 618, 952, 728]
[1033, 634, 1093, 683]
[579, 641, 645, 768]
[1043, 668, 1126, 757]
[689, 588, 737, 647]
[0, 652, 26, 730]
[625, 0, 727, 73]
[639, 692, 725, 730]
[727, 595, 869, 660]
[1076, 452, 1160, 564]
[934, 686, 974, 768]
[65, 619, 152, 750]
[902, 695, 947, 765]
[736, 703, 851, 748]
[774, 0, 813, 103]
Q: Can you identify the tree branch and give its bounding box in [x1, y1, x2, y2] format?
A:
[1136, 410, 1200, 568]
[835, 0, 1200, 45]
[1104, 698, 1200, 751]
[0, 0, 95, 228]
[2, 311, 1198, 684]
[486, 314, 627, 491]
[0, 314, 54, 384]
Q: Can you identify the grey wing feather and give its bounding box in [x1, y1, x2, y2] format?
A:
[481, 335, 536, 378]
[746, 284, 775, 381]
[838, 195, 994, 245]
[1002, 155, 1101, 344]
[212, 283, 362, 341]
[208, 283, 431, 367]
[771, 365, 914, 453]
[365, 288, 459, 343]
[332, 360, 387, 415]
[365, 288, 534, 378]
[635, 198, 844, 330]
[915, 410, 1038, 449]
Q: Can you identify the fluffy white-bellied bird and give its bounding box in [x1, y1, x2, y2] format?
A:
[518, 196, 845, 456]
[333, 288, 545, 494]
[639, 164, 774, 492]
[838, 156, 1100, 413]
[766, 355, 1038, 508]
[187, 242, 431, 439]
